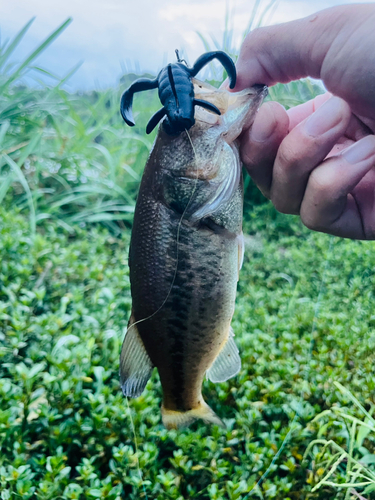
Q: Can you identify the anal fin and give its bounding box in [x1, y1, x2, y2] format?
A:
[207, 327, 241, 383]
[120, 315, 154, 397]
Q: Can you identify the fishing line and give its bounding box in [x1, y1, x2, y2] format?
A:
[124, 127, 200, 334]
[242, 236, 334, 498]
[126, 396, 148, 500]
[124, 127, 200, 498]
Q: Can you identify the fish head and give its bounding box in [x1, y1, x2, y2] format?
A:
[186, 80, 267, 220]
[150, 80, 267, 219]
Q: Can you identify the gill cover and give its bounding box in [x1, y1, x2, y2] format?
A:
[190, 81, 267, 221]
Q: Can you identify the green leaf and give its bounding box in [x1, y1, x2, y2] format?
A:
[0, 18, 35, 70]
[0, 18, 72, 92]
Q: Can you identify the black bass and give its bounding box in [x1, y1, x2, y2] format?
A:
[120, 79, 267, 429]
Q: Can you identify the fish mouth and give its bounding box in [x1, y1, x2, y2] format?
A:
[252, 83, 268, 95]
[240, 84, 268, 105]
[192, 80, 268, 118]
[253, 84, 269, 105]
[251, 84, 269, 109]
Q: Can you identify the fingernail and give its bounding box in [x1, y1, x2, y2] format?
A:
[251, 104, 276, 142]
[342, 135, 375, 164]
[304, 96, 344, 137]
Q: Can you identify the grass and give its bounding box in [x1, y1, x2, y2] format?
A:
[1, 12, 375, 500]
[303, 382, 375, 498]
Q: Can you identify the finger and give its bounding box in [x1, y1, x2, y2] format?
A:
[344, 114, 374, 141]
[288, 93, 372, 141]
[234, 7, 349, 89]
[288, 93, 332, 130]
[270, 96, 352, 214]
[233, 5, 375, 121]
[300, 135, 375, 239]
[240, 101, 289, 197]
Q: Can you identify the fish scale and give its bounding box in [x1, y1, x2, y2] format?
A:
[120, 79, 267, 429]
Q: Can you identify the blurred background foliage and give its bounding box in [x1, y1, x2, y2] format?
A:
[0, 8, 323, 235]
[1, 8, 375, 500]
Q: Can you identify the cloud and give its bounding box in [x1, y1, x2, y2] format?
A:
[1, 0, 373, 90]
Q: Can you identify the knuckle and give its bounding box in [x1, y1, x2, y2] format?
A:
[308, 168, 334, 196]
[276, 143, 300, 172]
[276, 134, 322, 174]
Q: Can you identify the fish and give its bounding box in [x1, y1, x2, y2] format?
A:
[120, 79, 267, 429]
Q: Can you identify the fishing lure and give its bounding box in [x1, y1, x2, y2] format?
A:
[120, 50, 237, 135]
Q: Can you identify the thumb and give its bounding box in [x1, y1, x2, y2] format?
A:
[234, 5, 366, 90]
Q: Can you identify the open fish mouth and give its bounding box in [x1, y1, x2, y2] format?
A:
[192, 79, 267, 125]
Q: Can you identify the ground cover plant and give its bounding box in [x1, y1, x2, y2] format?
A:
[2, 206, 375, 500]
[2, 13, 375, 500]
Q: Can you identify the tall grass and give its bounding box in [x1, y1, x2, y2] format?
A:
[0, 19, 159, 234]
[197, 0, 279, 81]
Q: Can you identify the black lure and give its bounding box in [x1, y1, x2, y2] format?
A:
[120, 50, 237, 136]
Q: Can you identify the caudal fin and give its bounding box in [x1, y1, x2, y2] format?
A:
[161, 401, 225, 430]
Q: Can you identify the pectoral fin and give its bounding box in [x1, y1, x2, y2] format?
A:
[120, 315, 154, 397]
[207, 327, 241, 383]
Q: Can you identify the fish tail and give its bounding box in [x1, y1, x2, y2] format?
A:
[161, 401, 225, 430]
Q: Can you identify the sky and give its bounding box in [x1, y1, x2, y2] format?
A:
[1, 0, 374, 90]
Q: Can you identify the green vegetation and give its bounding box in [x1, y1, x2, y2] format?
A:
[1, 16, 375, 500]
[0, 18, 157, 234]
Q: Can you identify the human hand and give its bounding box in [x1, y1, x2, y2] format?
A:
[235, 4, 375, 239]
